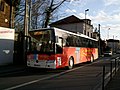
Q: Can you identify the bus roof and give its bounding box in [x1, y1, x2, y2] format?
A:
[30, 27, 98, 41]
[53, 27, 98, 41]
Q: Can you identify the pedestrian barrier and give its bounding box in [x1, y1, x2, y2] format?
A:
[102, 56, 120, 90]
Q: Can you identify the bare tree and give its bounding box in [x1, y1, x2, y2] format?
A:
[31, 0, 46, 29]
[43, 0, 66, 28]
[14, 0, 25, 31]
[31, 0, 68, 28]
[15, 0, 72, 30]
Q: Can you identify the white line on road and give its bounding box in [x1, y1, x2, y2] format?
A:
[3, 60, 101, 90]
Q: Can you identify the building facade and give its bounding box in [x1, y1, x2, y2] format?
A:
[0, 0, 15, 28]
[106, 39, 120, 53]
[50, 15, 94, 38]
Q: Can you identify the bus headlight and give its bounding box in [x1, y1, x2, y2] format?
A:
[57, 57, 61, 66]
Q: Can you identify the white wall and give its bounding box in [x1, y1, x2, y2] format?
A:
[52, 23, 93, 38]
[0, 27, 14, 65]
[107, 41, 119, 52]
[53, 23, 83, 34]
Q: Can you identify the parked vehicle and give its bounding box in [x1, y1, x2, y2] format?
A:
[116, 50, 120, 54]
[104, 46, 112, 56]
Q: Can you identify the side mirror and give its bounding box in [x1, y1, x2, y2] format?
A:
[56, 36, 58, 43]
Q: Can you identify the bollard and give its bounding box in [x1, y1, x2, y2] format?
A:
[102, 65, 105, 90]
[118, 57, 120, 68]
[110, 60, 112, 80]
[115, 58, 117, 74]
[116, 57, 119, 67]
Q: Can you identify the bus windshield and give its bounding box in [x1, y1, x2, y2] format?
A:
[29, 29, 55, 54]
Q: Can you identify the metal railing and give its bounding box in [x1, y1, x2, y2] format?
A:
[102, 56, 120, 90]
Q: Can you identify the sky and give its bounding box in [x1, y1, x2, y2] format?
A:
[58, 0, 120, 40]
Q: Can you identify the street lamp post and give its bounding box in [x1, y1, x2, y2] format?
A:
[98, 24, 101, 57]
[107, 28, 110, 39]
[113, 35, 117, 52]
[84, 9, 89, 35]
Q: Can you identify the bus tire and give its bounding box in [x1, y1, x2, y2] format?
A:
[68, 57, 74, 69]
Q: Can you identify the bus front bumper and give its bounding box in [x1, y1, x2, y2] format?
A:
[27, 60, 56, 69]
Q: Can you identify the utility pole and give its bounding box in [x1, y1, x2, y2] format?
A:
[107, 28, 110, 39]
[98, 24, 101, 57]
[84, 9, 89, 35]
[23, 0, 29, 65]
[24, 0, 29, 36]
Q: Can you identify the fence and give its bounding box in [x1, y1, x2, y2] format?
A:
[102, 56, 120, 90]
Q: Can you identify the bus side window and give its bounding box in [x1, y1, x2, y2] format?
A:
[66, 36, 70, 46]
[88, 40, 92, 48]
[56, 36, 59, 43]
[79, 37, 82, 47]
[56, 37, 63, 54]
[83, 38, 85, 47]
[63, 39, 66, 46]
[56, 44, 63, 54]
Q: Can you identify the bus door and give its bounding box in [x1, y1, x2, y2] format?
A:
[55, 36, 63, 54]
[75, 48, 80, 64]
[55, 36, 63, 67]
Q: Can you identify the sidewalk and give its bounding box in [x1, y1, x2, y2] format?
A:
[105, 68, 120, 90]
[0, 64, 26, 75]
[0, 56, 103, 75]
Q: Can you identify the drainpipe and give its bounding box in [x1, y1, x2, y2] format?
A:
[9, 0, 12, 28]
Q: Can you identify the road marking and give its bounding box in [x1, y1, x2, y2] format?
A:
[3, 60, 101, 90]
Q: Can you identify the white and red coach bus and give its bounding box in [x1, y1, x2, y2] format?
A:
[27, 27, 98, 69]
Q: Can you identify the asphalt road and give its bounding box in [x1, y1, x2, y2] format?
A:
[0, 54, 119, 90]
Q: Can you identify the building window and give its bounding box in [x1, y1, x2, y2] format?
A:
[87, 32, 89, 37]
[0, 1, 5, 12]
[91, 33, 93, 38]
[84, 30, 86, 35]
